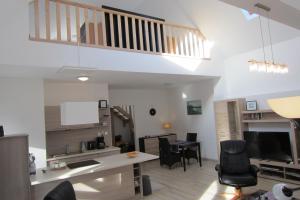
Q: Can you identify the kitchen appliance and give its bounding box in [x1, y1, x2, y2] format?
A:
[67, 160, 100, 169]
[87, 141, 96, 150]
[96, 136, 106, 149]
[29, 153, 36, 175]
[80, 141, 87, 153]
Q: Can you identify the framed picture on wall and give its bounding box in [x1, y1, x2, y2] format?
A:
[246, 100, 257, 111]
[187, 100, 202, 115]
[99, 100, 108, 109]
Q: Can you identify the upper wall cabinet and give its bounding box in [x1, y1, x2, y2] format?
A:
[45, 106, 61, 131]
[45, 105, 102, 132]
[60, 102, 99, 126]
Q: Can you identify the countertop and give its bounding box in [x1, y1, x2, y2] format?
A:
[47, 146, 120, 161]
[31, 152, 158, 186]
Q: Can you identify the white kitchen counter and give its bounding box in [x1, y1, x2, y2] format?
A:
[31, 152, 158, 186]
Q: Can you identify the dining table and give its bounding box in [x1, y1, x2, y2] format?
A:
[171, 140, 202, 171]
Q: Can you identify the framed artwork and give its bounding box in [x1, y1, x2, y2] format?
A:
[99, 100, 108, 108]
[187, 100, 202, 115]
[246, 100, 257, 111]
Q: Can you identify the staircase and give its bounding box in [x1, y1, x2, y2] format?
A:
[111, 105, 135, 152]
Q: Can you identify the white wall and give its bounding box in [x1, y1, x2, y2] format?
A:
[0, 78, 46, 168]
[44, 82, 109, 106]
[168, 80, 218, 160]
[223, 37, 300, 99]
[109, 88, 171, 149]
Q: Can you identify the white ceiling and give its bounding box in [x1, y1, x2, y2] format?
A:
[0, 65, 216, 89]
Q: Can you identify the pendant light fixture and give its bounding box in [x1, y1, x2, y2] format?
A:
[76, 41, 90, 82]
[248, 3, 288, 74]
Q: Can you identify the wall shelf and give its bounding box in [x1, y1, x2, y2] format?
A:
[251, 159, 300, 184]
[242, 110, 274, 114]
[242, 109, 289, 124]
[215, 98, 300, 184]
[242, 119, 289, 123]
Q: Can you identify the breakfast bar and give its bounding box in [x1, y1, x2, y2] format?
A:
[31, 152, 158, 200]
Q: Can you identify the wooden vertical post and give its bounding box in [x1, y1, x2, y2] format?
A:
[66, 5, 71, 42]
[198, 34, 204, 58]
[184, 31, 190, 56]
[109, 13, 115, 47]
[168, 26, 174, 54]
[76, 7, 81, 43]
[124, 16, 130, 49]
[145, 20, 150, 52]
[163, 24, 168, 53]
[150, 21, 156, 52]
[132, 17, 137, 50]
[193, 31, 199, 57]
[179, 30, 185, 56]
[173, 28, 179, 55]
[117, 15, 123, 48]
[138, 19, 144, 51]
[101, 12, 107, 46]
[45, 0, 50, 40]
[93, 10, 99, 45]
[84, 8, 90, 44]
[56, 1, 61, 41]
[34, 0, 40, 39]
[157, 23, 162, 53]
[189, 31, 195, 57]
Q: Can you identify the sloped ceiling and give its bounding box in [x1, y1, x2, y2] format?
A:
[220, 0, 300, 30]
[280, 0, 300, 11]
[93, 0, 299, 59]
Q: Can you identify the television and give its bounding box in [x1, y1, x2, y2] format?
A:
[244, 131, 292, 163]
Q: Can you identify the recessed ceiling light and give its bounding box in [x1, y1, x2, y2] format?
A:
[77, 76, 89, 82]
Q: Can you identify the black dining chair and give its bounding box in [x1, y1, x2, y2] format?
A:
[215, 140, 259, 199]
[159, 138, 182, 169]
[44, 181, 76, 200]
[185, 133, 198, 164]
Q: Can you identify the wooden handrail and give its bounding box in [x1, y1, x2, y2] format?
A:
[30, 0, 210, 59]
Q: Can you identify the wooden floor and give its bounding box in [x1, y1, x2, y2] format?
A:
[142, 159, 300, 200]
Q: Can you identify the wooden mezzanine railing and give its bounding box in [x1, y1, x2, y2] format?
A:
[30, 0, 211, 59]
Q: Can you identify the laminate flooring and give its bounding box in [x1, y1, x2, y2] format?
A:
[142, 159, 300, 200]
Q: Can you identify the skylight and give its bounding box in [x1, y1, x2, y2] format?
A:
[241, 9, 258, 21]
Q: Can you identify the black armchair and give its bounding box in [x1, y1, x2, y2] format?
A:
[215, 140, 259, 198]
[159, 138, 182, 169]
[185, 133, 198, 164]
[44, 181, 76, 200]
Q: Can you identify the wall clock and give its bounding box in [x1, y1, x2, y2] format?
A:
[149, 108, 156, 116]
